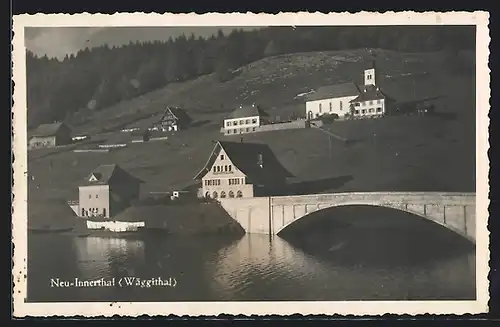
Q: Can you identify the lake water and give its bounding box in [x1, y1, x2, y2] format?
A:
[27, 206, 476, 302]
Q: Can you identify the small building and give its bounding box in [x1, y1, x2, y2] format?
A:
[156, 106, 192, 132]
[193, 141, 294, 198]
[222, 104, 270, 136]
[305, 61, 393, 120]
[349, 85, 394, 118]
[28, 122, 72, 150]
[71, 164, 144, 219]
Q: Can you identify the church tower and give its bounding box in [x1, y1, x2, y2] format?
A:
[364, 60, 377, 87]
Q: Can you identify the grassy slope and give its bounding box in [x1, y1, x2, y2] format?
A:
[27, 49, 476, 227]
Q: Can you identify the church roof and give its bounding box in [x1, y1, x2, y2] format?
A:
[193, 141, 294, 183]
[305, 82, 361, 102]
[350, 85, 395, 103]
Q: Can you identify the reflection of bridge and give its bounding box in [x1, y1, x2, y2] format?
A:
[219, 192, 476, 243]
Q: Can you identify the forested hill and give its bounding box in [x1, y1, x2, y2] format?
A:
[26, 26, 475, 129]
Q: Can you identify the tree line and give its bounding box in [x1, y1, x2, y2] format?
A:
[26, 25, 475, 129]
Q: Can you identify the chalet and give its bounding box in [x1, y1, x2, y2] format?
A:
[28, 122, 72, 150]
[156, 106, 192, 132]
[69, 164, 144, 219]
[194, 141, 294, 198]
[305, 61, 393, 120]
[222, 104, 270, 135]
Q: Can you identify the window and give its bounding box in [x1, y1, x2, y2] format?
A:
[224, 165, 228, 172]
[252, 118, 257, 124]
[220, 154, 224, 160]
[226, 122, 231, 127]
[237, 190, 243, 198]
[329, 102, 332, 111]
[220, 191, 226, 198]
[377, 99, 381, 104]
[362, 109, 367, 114]
[369, 100, 373, 105]
[339, 102, 343, 111]
[229, 191, 235, 198]
[246, 128, 250, 132]
[377, 107, 382, 112]
[213, 166, 216, 173]
[96, 194, 98, 199]
[103, 208, 106, 217]
[233, 129, 237, 134]
[252, 127, 256, 131]
[81, 208, 85, 216]
[355, 103, 360, 107]
[355, 110, 360, 114]
[240, 120, 244, 125]
[228, 165, 232, 171]
[319, 103, 322, 113]
[205, 192, 210, 198]
[88, 194, 91, 199]
[233, 121, 238, 126]
[246, 119, 250, 124]
[212, 191, 218, 199]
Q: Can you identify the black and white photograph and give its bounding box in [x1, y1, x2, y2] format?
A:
[12, 12, 490, 317]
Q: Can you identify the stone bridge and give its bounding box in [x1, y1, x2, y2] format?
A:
[219, 192, 476, 243]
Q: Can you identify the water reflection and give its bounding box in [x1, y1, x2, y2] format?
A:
[27, 206, 476, 302]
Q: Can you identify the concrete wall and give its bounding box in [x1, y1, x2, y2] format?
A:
[219, 192, 476, 243]
[219, 197, 271, 234]
[256, 120, 308, 132]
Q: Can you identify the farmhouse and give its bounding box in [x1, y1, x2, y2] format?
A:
[28, 122, 72, 150]
[156, 106, 192, 132]
[305, 61, 393, 120]
[69, 164, 144, 219]
[194, 141, 294, 198]
[222, 104, 270, 135]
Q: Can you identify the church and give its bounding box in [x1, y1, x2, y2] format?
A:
[305, 61, 393, 120]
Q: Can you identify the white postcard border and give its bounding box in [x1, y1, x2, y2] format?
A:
[12, 11, 491, 317]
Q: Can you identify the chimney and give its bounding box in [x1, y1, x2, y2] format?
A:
[257, 153, 264, 168]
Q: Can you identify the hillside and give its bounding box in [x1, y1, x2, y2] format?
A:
[27, 49, 476, 225]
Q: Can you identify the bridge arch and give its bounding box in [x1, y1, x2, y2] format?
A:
[275, 202, 475, 244]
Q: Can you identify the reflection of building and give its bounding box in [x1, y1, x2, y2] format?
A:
[222, 104, 270, 135]
[156, 106, 192, 132]
[28, 122, 72, 150]
[194, 141, 294, 199]
[69, 164, 144, 218]
[305, 61, 394, 120]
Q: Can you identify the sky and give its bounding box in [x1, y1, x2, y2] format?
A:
[25, 26, 261, 59]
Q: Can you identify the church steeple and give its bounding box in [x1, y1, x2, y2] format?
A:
[364, 60, 377, 87]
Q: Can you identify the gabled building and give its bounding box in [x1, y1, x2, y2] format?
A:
[305, 60, 393, 120]
[222, 104, 270, 135]
[28, 122, 72, 150]
[71, 164, 144, 219]
[305, 82, 361, 120]
[157, 106, 192, 132]
[194, 141, 294, 198]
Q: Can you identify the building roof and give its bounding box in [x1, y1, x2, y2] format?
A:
[350, 85, 394, 103]
[305, 82, 361, 102]
[81, 164, 144, 186]
[162, 106, 192, 123]
[193, 141, 294, 183]
[29, 122, 69, 138]
[227, 104, 269, 120]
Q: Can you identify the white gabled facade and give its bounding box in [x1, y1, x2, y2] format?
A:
[306, 95, 358, 120]
[223, 115, 261, 135]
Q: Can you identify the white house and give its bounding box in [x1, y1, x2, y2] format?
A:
[305, 61, 393, 120]
[222, 104, 270, 135]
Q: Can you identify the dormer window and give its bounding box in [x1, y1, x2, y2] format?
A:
[89, 173, 100, 182]
[220, 154, 224, 160]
